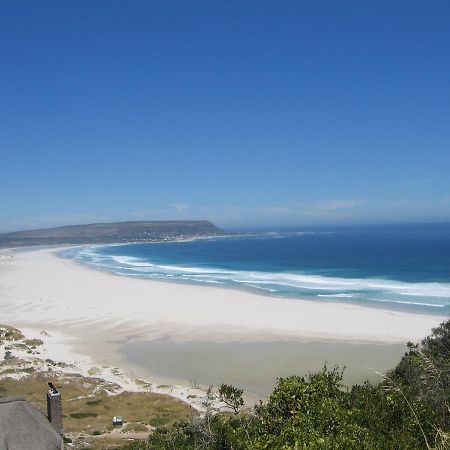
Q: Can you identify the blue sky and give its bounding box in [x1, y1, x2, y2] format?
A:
[1, 1, 449, 231]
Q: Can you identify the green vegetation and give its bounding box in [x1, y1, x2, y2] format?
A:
[5, 342, 30, 352]
[217, 384, 244, 414]
[0, 367, 35, 375]
[0, 324, 25, 342]
[23, 338, 44, 348]
[123, 422, 149, 433]
[70, 412, 99, 419]
[122, 319, 450, 450]
[148, 417, 173, 428]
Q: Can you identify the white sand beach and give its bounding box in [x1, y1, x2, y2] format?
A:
[0, 247, 447, 399]
[0, 247, 444, 343]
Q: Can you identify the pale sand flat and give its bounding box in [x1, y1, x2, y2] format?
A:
[0, 247, 445, 345]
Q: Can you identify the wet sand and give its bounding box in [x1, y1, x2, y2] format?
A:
[117, 338, 406, 400]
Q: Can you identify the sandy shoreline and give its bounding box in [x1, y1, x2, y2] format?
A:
[0, 247, 445, 342]
[0, 246, 447, 400]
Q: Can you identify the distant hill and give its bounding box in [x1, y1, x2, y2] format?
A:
[0, 220, 224, 248]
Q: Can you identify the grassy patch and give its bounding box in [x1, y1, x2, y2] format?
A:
[84, 436, 133, 449]
[0, 325, 25, 341]
[24, 338, 44, 348]
[88, 367, 101, 376]
[70, 412, 99, 419]
[132, 378, 152, 389]
[0, 367, 35, 376]
[8, 343, 30, 351]
[148, 416, 173, 427]
[122, 422, 149, 433]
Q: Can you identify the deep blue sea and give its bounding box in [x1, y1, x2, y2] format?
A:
[61, 224, 450, 315]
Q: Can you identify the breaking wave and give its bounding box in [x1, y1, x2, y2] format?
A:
[61, 245, 450, 312]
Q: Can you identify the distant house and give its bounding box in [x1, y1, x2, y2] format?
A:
[113, 415, 124, 426]
[0, 396, 63, 450]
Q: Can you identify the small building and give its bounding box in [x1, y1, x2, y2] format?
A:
[112, 416, 124, 426]
[0, 396, 63, 450]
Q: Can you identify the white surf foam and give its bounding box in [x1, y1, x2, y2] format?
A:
[64, 247, 450, 309]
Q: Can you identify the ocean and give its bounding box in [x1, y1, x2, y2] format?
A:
[61, 223, 450, 315]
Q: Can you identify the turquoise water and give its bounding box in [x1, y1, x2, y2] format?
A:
[61, 224, 450, 314]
